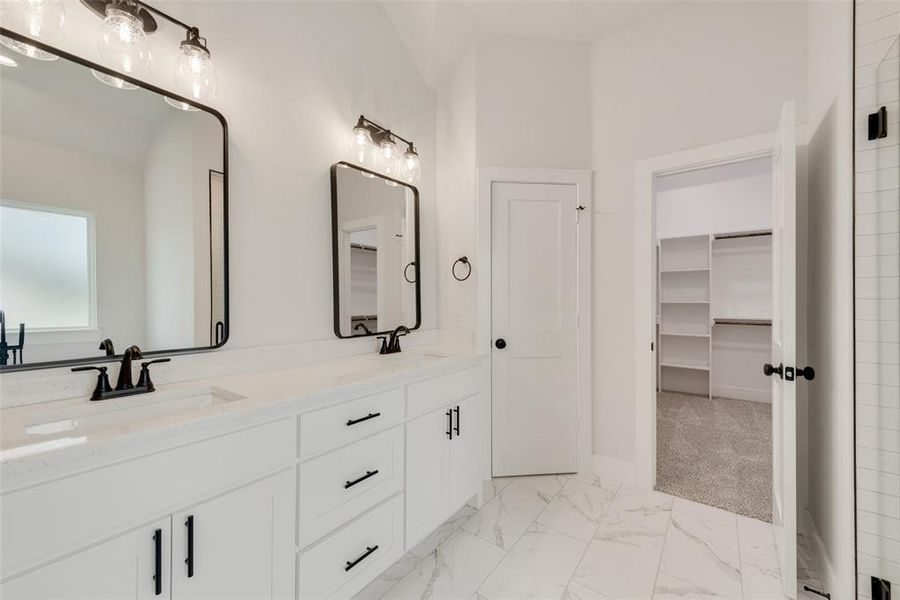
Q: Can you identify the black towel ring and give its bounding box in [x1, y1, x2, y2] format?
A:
[404, 261, 417, 283]
[452, 256, 472, 282]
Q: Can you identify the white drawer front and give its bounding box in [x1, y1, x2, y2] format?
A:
[299, 388, 404, 460]
[297, 495, 403, 600]
[298, 427, 404, 547]
[407, 367, 481, 418]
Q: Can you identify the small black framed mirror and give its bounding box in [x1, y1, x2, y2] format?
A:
[331, 161, 421, 338]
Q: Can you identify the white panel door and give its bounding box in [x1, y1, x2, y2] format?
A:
[0, 519, 171, 600]
[171, 470, 295, 600]
[770, 100, 798, 599]
[491, 182, 578, 476]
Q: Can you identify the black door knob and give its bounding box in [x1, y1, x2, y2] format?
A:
[797, 366, 815, 381]
[495, 338, 507, 350]
[763, 363, 783, 379]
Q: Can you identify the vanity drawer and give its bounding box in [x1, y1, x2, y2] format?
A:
[406, 367, 481, 418]
[299, 388, 404, 460]
[298, 426, 404, 548]
[297, 495, 403, 600]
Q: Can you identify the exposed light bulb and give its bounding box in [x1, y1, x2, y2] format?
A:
[96, 3, 152, 87]
[174, 29, 216, 102]
[350, 123, 375, 167]
[403, 144, 421, 184]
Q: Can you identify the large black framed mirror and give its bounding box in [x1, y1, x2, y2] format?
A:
[0, 29, 228, 371]
[331, 161, 421, 338]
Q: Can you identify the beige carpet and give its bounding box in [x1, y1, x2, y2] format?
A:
[656, 391, 772, 522]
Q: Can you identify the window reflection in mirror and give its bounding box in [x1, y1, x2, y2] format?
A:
[332, 163, 420, 338]
[0, 39, 227, 369]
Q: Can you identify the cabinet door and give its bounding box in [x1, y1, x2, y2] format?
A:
[171, 469, 294, 600]
[449, 394, 484, 511]
[405, 406, 451, 548]
[1, 519, 171, 600]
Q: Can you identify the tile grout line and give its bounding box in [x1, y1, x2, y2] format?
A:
[648, 499, 675, 600]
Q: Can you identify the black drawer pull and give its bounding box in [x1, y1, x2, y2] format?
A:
[345, 545, 379, 571]
[346, 412, 381, 427]
[453, 406, 460, 436]
[153, 528, 162, 596]
[185, 515, 194, 578]
[345, 469, 379, 489]
[446, 409, 453, 440]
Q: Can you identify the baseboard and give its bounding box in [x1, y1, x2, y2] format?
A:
[710, 384, 771, 403]
[592, 454, 637, 486]
[803, 509, 844, 599]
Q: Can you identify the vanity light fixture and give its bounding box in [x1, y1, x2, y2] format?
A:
[80, 0, 217, 107]
[0, 0, 66, 61]
[0, 54, 19, 67]
[349, 115, 421, 184]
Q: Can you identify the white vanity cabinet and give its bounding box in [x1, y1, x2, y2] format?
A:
[171, 470, 295, 600]
[0, 518, 173, 600]
[404, 367, 487, 548]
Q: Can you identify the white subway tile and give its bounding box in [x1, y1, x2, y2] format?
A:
[859, 531, 900, 563]
[857, 384, 900, 408]
[858, 446, 900, 474]
[858, 489, 900, 519]
[856, 255, 900, 278]
[858, 510, 900, 540]
[857, 404, 900, 431]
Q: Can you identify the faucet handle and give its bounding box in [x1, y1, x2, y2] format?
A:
[136, 358, 171, 391]
[72, 365, 113, 401]
[377, 336, 389, 355]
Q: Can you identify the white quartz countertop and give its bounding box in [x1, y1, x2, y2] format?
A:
[0, 345, 485, 487]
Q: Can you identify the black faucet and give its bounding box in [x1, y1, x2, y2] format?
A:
[72, 344, 171, 401]
[378, 325, 410, 355]
[115, 345, 143, 390]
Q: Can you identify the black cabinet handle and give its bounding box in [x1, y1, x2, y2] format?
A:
[446, 409, 453, 440]
[453, 406, 460, 436]
[185, 515, 194, 578]
[345, 469, 379, 489]
[153, 528, 162, 596]
[346, 412, 381, 427]
[345, 545, 379, 572]
[763, 363, 783, 379]
[495, 338, 507, 350]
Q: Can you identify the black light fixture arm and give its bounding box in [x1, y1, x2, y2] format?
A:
[127, 0, 193, 32]
[356, 115, 414, 149]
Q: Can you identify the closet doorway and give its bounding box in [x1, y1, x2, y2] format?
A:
[654, 156, 775, 521]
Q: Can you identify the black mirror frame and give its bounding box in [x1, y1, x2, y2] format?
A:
[0, 27, 230, 372]
[330, 161, 422, 339]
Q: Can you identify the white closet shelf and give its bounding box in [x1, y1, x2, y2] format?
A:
[660, 300, 709, 305]
[660, 267, 710, 273]
[660, 331, 710, 338]
[660, 361, 710, 371]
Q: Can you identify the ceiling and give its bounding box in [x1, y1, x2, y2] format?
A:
[380, 0, 672, 87]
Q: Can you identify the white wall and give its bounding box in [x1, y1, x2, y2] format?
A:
[853, 1, 900, 594]
[590, 1, 808, 464]
[5, 0, 438, 355]
[144, 114, 195, 350]
[655, 157, 772, 239]
[0, 135, 146, 362]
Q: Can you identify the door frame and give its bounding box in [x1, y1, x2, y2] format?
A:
[633, 132, 777, 490]
[476, 166, 593, 476]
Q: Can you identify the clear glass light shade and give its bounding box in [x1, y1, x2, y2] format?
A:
[350, 126, 375, 167]
[174, 42, 216, 102]
[0, 0, 66, 60]
[378, 137, 400, 179]
[164, 96, 200, 112]
[403, 149, 421, 184]
[97, 6, 152, 82]
[91, 69, 138, 89]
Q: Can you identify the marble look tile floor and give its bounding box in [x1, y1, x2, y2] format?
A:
[354, 475, 822, 600]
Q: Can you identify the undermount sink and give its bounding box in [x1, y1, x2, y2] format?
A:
[24, 386, 245, 436]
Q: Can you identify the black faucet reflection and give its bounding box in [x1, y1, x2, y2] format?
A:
[378, 325, 410, 355]
[99, 338, 116, 356]
[72, 344, 171, 401]
[354, 322, 372, 335]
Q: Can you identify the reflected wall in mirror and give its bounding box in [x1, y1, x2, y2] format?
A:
[0, 32, 227, 370]
[331, 162, 420, 338]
